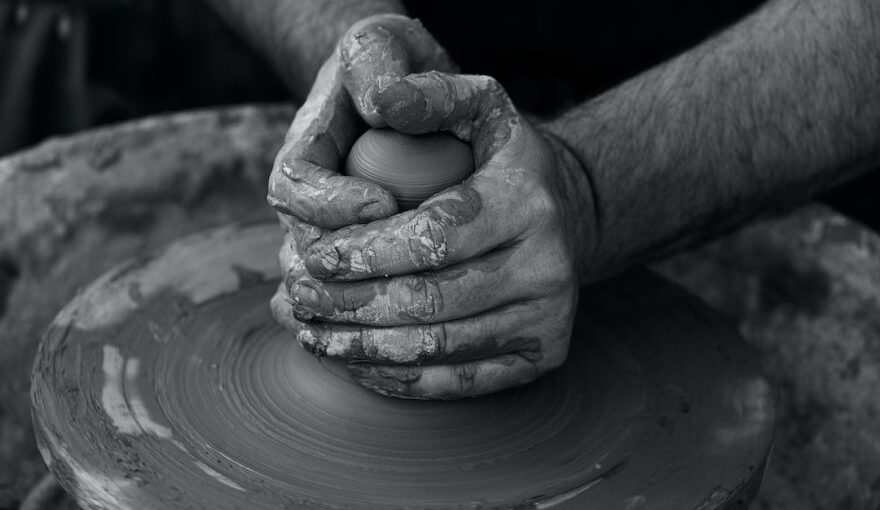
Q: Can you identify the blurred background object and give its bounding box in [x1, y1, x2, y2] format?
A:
[0, 0, 287, 155]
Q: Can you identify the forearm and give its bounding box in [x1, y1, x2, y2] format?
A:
[205, 0, 405, 98]
[547, 0, 880, 282]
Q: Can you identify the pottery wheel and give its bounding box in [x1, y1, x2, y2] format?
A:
[31, 221, 774, 510]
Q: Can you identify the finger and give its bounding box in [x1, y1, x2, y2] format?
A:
[287, 247, 536, 326]
[268, 55, 397, 229]
[269, 155, 397, 228]
[339, 14, 457, 126]
[303, 171, 546, 280]
[349, 354, 545, 399]
[276, 212, 324, 257]
[293, 299, 551, 365]
[270, 282, 306, 335]
[373, 71, 520, 164]
[278, 230, 308, 291]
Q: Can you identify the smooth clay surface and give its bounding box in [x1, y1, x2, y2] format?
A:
[31, 222, 774, 510]
[345, 129, 475, 210]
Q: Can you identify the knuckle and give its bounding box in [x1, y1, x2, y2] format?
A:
[336, 285, 358, 313]
[543, 343, 570, 371]
[480, 74, 504, 95]
[279, 146, 305, 180]
[276, 212, 297, 232]
[345, 13, 408, 38]
[267, 169, 291, 205]
[361, 324, 443, 364]
[292, 222, 324, 254]
[451, 363, 480, 393]
[398, 274, 444, 322]
[539, 250, 577, 293]
[422, 70, 455, 92]
[539, 270, 578, 310]
[423, 323, 448, 359]
[407, 211, 449, 269]
[337, 284, 376, 320]
[538, 304, 575, 371]
[502, 167, 562, 230]
[280, 234, 306, 275]
[270, 288, 297, 326]
[340, 14, 409, 64]
[324, 328, 358, 358]
[357, 327, 383, 359]
[527, 178, 563, 224]
[473, 74, 511, 107]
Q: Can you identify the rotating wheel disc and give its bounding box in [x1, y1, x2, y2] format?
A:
[31, 222, 774, 510]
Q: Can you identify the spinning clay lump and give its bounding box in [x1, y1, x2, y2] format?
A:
[345, 129, 475, 209]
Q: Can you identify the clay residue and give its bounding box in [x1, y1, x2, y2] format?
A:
[420, 184, 483, 227]
[194, 461, 246, 492]
[100, 345, 172, 439]
[304, 184, 483, 279]
[289, 273, 444, 325]
[52, 224, 280, 331]
[100, 345, 140, 435]
[533, 477, 603, 509]
[125, 358, 173, 439]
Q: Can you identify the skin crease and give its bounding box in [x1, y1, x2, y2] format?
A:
[209, 0, 880, 398]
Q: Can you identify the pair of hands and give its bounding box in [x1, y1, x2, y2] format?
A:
[268, 14, 595, 399]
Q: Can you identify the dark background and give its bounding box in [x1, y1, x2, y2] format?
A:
[2, 0, 875, 231]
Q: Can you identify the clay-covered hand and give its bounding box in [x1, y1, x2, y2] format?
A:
[267, 13, 456, 229]
[272, 64, 597, 398]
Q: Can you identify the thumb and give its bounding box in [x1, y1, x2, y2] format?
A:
[338, 14, 457, 126]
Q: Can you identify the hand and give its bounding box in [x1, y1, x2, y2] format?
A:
[267, 13, 456, 229]
[269, 17, 597, 399]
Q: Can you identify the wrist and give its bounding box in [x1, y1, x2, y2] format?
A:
[539, 123, 604, 286]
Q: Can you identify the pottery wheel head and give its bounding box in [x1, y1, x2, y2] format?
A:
[31, 222, 774, 510]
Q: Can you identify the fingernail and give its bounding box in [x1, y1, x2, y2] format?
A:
[307, 244, 341, 276]
[291, 280, 323, 311]
[375, 80, 425, 118]
[357, 201, 388, 222]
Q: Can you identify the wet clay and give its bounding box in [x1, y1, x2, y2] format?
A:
[345, 129, 475, 210]
[31, 222, 774, 510]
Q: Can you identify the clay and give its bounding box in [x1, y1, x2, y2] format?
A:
[345, 129, 474, 210]
[31, 221, 773, 509]
[0, 105, 290, 506]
